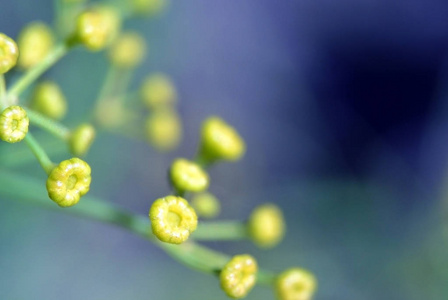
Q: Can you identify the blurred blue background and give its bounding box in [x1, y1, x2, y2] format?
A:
[1, 0, 448, 299]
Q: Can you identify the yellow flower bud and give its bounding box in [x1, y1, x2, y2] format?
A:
[220, 254, 257, 299]
[30, 81, 67, 120]
[199, 116, 245, 163]
[141, 73, 177, 109]
[17, 22, 54, 69]
[132, 0, 167, 16]
[46, 157, 92, 207]
[149, 195, 198, 244]
[69, 123, 96, 156]
[170, 158, 209, 193]
[248, 203, 285, 248]
[191, 192, 220, 219]
[109, 31, 146, 68]
[145, 109, 181, 152]
[0, 33, 19, 74]
[74, 6, 121, 51]
[275, 268, 317, 300]
[0, 106, 29, 143]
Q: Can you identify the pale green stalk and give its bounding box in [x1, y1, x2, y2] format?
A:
[23, 133, 55, 174]
[26, 109, 71, 140]
[193, 221, 248, 241]
[8, 43, 70, 97]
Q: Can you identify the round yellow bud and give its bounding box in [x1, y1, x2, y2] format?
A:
[275, 268, 317, 300]
[17, 22, 54, 69]
[248, 203, 285, 248]
[141, 73, 177, 109]
[145, 109, 181, 152]
[46, 158, 92, 207]
[30, 81, 67, 120]
[0, 106, 29, 143]
[0, 33, 19, 74]
[109, 31, 146, 68]
[170, 158, 209, 193]
[149, 195, 198, 244]
[75, 6, 121, 51]
[199, 116, 245, 163]
[69, 123, 96, 156]
[132, 0, 167, 16]
[191, 192, 220, 219]
[220, 254, 257, 299]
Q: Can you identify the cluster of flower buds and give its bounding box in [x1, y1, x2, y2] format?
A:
[141, 73, 182, 152]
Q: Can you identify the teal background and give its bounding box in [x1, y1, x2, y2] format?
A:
[1, 0, 448, 299]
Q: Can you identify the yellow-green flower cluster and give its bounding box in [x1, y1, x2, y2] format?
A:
[170, 158, 209, 193]
[248, 203, 285, 248]
[74, 5, 121, 51]
[191, 192, 220, 219]
[0, 33, 19, 74]
[199, 116, 245, 163]
[142, 73, 181, 152]
[46, 158, 92, 207]
[149, 195, 198, 244]
[220, 254, 258, 299]
[30, 81, 67, 120]
[0, 106, 29, 143]
[69, 123, 96, 156]
[131, 0, 167, 16]
[17, 22, 54, 69]
[275, 268, 317, 300]
[108, 31, 146, 68]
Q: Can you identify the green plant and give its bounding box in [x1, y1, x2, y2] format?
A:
[0, 1, 316, 299]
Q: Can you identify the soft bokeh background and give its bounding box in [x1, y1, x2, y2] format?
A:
[1, 0, 448, 299]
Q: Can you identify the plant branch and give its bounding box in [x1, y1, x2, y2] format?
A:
[26, 109, 71, 140]
[8, 42, 70, 97]
[0, 169, 276, 286]
[23, 132, 55, 174]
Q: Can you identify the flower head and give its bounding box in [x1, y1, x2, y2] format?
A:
[149, 195, 198, 244]
[109, 31, 146, 68]
[191, 192, 220, 219]
[199, 116, 245, 163]
[131, 0, 167, 16]
[248, 203, 285, 248]
[69, 123, 96, 156]
[46, 158, 92, 207]
[145, 109, 181, 152]
[0, 106, 29, 143]
[74, 6, 121, 51]
[220, 254, 258, 299]
[170, 158, 209, 193]
[141, 73, 177, 109]
[0, 33, 19, 74]
[275, 268, 317, 300]
[17, 22, 54, 69]
[30, 81, 67, 120]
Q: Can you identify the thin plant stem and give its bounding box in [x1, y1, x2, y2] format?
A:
[0, 74, 6, 110]
[8, 43, 70, 97]
[0, 169, 276, 287]
[193, 221, 248, 241]
[26, 109, 71, 140]
[23, 132, 55, 174]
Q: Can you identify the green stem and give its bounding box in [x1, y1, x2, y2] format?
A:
[8, 43, 70, 97]
[26, 109, 71, 140]
[0, 74, 5, 108]
[193, 221, 248, 241]
[23, 132, 55, 174]
[0, 169, 276, 287]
